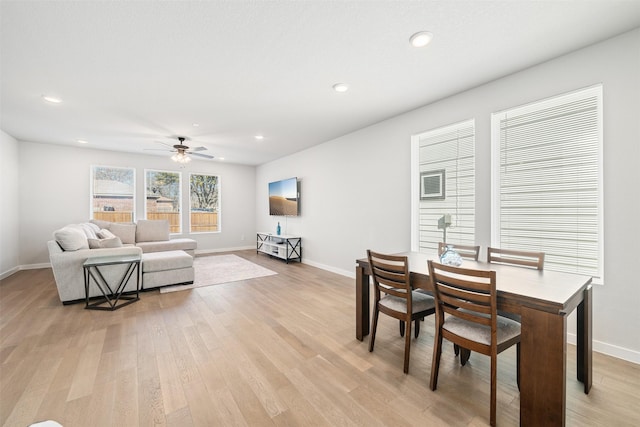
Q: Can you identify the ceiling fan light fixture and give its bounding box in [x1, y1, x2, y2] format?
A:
[409, 31, 433, 48]
[172, 152, 191, 163]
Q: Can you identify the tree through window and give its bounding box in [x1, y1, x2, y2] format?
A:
[190, 173, 219, 233]
[145, 170, 181, 233]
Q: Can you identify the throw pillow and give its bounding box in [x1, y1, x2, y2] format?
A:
[88, 237, 123, 249]
[90, 219, 112, 229]
[136, 219, 170, 242]
[108, 223, 137, 244]
[53, 226, 89, 251]
[78, 223, 99, 239]
[97, 229, 116, 239]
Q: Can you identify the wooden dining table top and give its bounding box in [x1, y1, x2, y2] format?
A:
[356, 251, 593, 316]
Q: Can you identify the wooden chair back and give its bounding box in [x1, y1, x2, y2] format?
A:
[487, 247, 544, 270]
[438, 242, 481, 261]
[428, 261, 497, 354]
[367, 250, 411, 306]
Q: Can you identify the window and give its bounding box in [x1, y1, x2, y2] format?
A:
[145, 170, 181, 233]
[412, 119, 476, 252]
[491, 85, 603, 280]
[90, 166, 135, 222]
[189, 173, 219, 233]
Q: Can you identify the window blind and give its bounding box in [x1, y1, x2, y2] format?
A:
[492, 85, 602, 279]
[417, 119, 475, 252]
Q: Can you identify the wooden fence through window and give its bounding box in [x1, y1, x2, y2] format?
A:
[92, 211, 218, 233]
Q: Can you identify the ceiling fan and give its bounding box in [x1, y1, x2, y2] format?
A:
[146, 136, 214, 163]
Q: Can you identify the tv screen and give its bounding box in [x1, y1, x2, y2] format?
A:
[269, 177, 299, 216]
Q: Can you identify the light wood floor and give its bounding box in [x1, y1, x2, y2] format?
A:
[1, 250, 639, 426]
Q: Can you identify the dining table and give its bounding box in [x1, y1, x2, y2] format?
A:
[355, 251, 592, 427]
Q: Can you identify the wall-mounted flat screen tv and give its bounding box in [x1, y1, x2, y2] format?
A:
[269, 177, 299, 216]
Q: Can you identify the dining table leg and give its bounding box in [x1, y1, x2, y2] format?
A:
[577, 285, 593, 393]
[355, 265, 369, 341]
[519, 306, 567, 426]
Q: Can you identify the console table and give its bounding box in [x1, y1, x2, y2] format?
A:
[256, 232, 302, 263]
[83, 254, 141, 310]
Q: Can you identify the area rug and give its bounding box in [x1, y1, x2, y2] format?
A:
[160, 254, 277, 293]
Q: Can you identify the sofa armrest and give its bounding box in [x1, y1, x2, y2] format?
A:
[47, 241, 143, 303]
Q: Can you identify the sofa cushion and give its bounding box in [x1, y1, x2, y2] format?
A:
[88, 237, 123, 249]
[136, 220, 170, 242]
[142, 250, 193, 273]
[108, 223, 137, 244]
[136, 238, 197, 254]
[53, 226, 89, 251]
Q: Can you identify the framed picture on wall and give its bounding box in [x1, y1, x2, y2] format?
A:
[420, 169, 445, 200]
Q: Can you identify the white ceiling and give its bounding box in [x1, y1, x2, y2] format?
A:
[2, 1, 640, 166]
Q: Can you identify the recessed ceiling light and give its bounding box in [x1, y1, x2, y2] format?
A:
[255, 135, 264, 140]
[42, 95, 62, 103]
[409, 31, 433, 48]
[77, 139, 88, 144]
[218, 157, 225, 161]
[333, 83, 349, 93]
[192, 123, 199, 127]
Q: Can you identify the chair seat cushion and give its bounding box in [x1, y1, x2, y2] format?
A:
[380, 291, 435, 313]
[443, 314, 521, 346]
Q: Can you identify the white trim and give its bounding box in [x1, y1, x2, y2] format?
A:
[567, 333, 640, 365]
[301, 258, 354, 279]
[195, 246, 255, 255]
[410, 135, 420, 251]
[0, 266, 20, 280]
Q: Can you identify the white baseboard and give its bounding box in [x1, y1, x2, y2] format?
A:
[568, 332, 640, 364]
[196, 245, 255, 255]
[301, 258, 355, 279]
[0, 266, 20, 280]
[1, 263, 51, 280]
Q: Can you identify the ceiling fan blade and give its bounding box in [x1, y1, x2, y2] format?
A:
[190, 152, 214, 159]
[190, 146, 207, 152]
[144, 148, 174, 152]
[154, 140, 175, 148]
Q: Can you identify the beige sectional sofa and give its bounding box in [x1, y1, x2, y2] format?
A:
[48, 219, 196, 303]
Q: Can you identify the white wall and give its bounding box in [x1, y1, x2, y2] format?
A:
[256, 29, 640, 362]
[17, 141, 256, 266]
[0, 130, 20, 278]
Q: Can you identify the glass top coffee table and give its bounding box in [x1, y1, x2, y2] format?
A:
[83, 254, 141, 310]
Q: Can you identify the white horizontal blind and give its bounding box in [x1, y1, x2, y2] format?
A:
[418, 120, 475, 252]
[492, 85, 602, 279]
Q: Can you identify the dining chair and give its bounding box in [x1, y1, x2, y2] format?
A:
[434, 242, 481, 358]
[457, 247, 544, 366]
[438, 242, 481, 261]
[367, 250, 436, 373]
[487, 247, 545, 271]
[428, 260, 521, 427]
